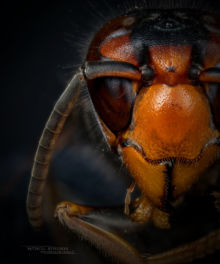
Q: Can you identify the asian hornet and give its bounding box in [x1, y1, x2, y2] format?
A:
[27, 3, 220, 264]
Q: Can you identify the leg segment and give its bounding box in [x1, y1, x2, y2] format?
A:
[124, 182, 136, 215]
[55, 201, 143, 264]
[55, 201, 220, 264]
[145, 229, 220, 264]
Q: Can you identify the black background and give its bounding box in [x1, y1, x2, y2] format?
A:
[1, 1, 127, 263]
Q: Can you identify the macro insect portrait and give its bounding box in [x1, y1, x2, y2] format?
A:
[26, 0, 220, 263]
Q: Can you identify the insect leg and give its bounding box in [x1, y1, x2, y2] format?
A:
[145, 229, 220, 264]
[56, 200, 220, 264]
[55, 201, 143, 264]
[26, 69, 86, 228]
[124, 182, 136, 215]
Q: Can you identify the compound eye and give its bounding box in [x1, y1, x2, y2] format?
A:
[89, 77, 135, 132]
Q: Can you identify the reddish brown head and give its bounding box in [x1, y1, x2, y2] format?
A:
[87, 9, 220, 210]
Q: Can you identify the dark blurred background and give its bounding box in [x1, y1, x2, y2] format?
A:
[1, 1, 105, 263]
[1, 1, 131, 263]
[1, 1, 220, 264]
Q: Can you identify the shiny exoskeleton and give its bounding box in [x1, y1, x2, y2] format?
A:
[27, 7, 220, 264]
[87, 9, 220, 226]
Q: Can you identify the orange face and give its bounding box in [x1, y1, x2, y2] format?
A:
[121, 45, 219, 208]
[87, 10, 220, 210]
